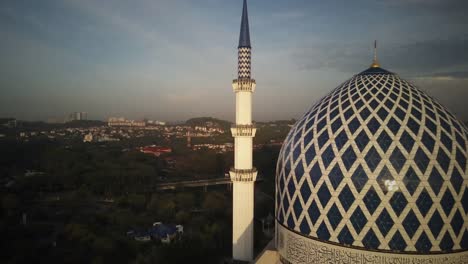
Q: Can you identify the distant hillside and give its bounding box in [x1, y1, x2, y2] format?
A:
[19, 120, 106, 130]
[185, 117, 231, 130]
[0, 118, 15, 123]
[256, 119, 296, 126]
[65, 120, 107, 128]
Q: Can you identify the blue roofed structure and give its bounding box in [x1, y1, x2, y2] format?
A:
[148, 224, 177, 239]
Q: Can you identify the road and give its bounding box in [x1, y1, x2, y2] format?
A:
[154, 176, 264, 191]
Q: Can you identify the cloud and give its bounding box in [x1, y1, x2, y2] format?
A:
[411, 77, 468, 121]
[62, 0, 171, 48]
[385, 37, 468, 74]
[379, 0, 468, 9]
[1, 0, 467, 122]
[292, 36, 468, 76]
[270, 10, 305, 20]
[291, 41, 373, 73]
[413, 71, 468, 81]
[377, 0, 468, 25]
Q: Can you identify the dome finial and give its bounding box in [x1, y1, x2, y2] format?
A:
[371, 40, 380, 68]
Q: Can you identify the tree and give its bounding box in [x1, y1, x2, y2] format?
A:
[2, 193, 19, 216]
[146, 194, 159, 212]
[92, 236, 115, 252]
[175, 210, 191, 224]
[175, 192, 194, 210]
[127, 194, 146, 212]
[147, 194, 176, 221]
[202, 192, 226, 214]
[215, 154, 225, 174]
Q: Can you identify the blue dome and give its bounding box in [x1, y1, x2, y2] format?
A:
[276, 67, 468, 253]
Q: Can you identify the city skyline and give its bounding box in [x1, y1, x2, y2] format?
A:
[1, 0, 467, 122]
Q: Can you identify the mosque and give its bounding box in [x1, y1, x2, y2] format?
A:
[230, 1, 468, 263]
[271, 57, 468, 263]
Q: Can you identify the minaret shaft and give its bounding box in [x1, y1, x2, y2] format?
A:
[235, 92, 252, 124]
[231, 0, 256, 261]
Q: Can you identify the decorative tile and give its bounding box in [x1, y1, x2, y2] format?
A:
[276, 67, 468, 253]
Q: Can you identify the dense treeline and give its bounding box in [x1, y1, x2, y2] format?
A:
[0, 137, 278, 263]
[0, 115, 286, 264]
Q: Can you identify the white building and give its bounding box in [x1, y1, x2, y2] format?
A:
[69, 112, 87, 121]
[83, 133, 93, 142]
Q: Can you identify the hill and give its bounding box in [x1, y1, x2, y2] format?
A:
[18, 120, 106, 131]
[64, 120, 106, 128]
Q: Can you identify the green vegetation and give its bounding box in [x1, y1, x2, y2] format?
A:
[0, 118, 290, 263]
[254, 120, 295, 145]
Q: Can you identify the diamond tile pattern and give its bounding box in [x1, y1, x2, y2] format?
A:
[403, 209, 420, 238]
[276, 67, 468, 253]
[376, 208, 394, 237]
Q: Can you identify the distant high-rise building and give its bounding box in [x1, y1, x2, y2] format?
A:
[230, 0, 257, 262]
[68, 112, 87, 121]
[187, 129, 192, 148]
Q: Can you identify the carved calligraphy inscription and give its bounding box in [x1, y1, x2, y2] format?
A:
[280, 230, 468, 264]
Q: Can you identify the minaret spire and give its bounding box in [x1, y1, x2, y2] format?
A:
[371, 40, 380, 68]
[231, 0, 257, 262]
[238, 0, 251, 48]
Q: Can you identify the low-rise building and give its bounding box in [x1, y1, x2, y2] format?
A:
[83, 133, 93, 142]
[108, 117, 145, 127]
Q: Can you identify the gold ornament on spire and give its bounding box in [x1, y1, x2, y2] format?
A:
[370, 40, 380, 68]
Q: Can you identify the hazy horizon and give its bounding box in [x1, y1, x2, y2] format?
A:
[1, 0, 467, 122]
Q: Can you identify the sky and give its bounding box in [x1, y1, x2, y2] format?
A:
[0, 0, 467, 122]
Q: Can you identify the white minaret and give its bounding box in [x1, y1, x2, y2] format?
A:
[230, 0, 257, 261]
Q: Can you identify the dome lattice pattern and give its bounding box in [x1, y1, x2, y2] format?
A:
[276, 67, 468, 253]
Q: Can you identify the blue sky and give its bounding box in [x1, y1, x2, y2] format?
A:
[0, 0, 467, 121]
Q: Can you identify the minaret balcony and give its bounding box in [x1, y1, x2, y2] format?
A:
[229, 167, 258, 182]
[232, 78, 256, 92]
[231, 124, 256, 137]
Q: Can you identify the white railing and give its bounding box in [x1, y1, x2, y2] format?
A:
[231, 124, 256, 137]
[232, 78, 256, 92]
[229, 168, 258, 182]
